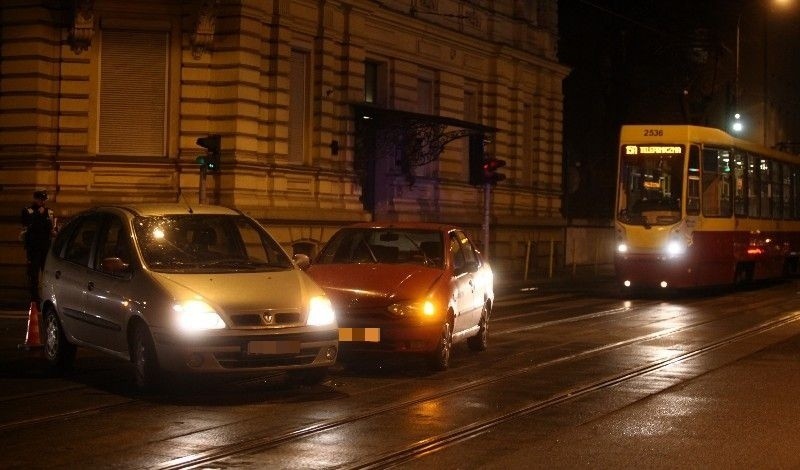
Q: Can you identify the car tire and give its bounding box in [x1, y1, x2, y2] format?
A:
[43, 307, 76, 370]
[285, 367, 328, 387]
[428, 320, 452, 371]
[467, 304, 489, 352]
[130, 323, 161, 392]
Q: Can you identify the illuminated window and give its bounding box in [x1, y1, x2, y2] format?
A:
[99, 30, 168, 156]
[364, 61, 387, 105]
[289, 49, 309, 164]
[701, 147, 732, 218]
[733, 150, 747, 217]
[417, 68, 437, 178]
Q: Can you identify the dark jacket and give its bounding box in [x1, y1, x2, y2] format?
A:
[21, 204, 54, 252]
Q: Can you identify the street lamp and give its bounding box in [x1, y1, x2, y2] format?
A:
[733, 0, 795, 144]
[732, 113, 744, 133]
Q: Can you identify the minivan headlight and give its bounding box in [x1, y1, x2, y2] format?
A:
[307, 296, 335, 326]
[173, 300, 226, 332]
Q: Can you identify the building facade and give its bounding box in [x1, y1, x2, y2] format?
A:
[0, 0, 568, 302]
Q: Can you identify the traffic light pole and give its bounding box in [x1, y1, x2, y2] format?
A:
[199, 165, 207, 204]
[483, 182, 491, 259]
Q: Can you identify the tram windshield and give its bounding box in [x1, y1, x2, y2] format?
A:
[617, 144, 685, 226]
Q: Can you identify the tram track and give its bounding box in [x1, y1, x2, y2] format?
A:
[346, 309, 800, 469]
[152, 291, 800, 469]
[2, 285, 794, 466]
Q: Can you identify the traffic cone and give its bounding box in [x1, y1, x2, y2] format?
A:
[21, 301, 43, 349]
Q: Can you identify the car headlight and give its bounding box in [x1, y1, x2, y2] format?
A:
[307, 296, 335, 326]
[173, 300, 226, 332]
[387, 300, 436, 317]
[617, 243, 628, 253]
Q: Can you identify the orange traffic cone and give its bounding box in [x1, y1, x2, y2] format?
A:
[21, 301, 43, 350]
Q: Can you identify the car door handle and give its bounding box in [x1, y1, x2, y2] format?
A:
[87, 281, 95, 291]
[55, 270, 61, 279]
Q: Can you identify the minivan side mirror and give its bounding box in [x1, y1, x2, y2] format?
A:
[293, 253, 311, 270]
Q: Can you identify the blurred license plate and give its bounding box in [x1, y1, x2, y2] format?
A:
[246, 341, 300, 355]
[339, 328, 380, 342]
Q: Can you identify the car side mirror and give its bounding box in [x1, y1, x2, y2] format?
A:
[293, 253, 311, 270]
[101, 257, 130, 275]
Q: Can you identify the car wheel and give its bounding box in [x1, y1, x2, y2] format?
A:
[285, 367, 328, 387]
[44, 307, 76, 370]
[428, 320, 452, 371]
[130, 323, 161, 392]
[467, 304, 489, 352]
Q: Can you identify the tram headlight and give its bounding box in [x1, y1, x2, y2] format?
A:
[666, 240, 685, 257]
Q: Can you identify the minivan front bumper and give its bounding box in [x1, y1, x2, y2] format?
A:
[151, 327, 338, 373]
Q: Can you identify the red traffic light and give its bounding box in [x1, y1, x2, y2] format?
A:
[483, 156, 506, 184]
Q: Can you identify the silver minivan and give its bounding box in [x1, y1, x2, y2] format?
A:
[40, 204, 338, 390]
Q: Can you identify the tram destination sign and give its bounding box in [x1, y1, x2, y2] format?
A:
[624, 145, 684, 156]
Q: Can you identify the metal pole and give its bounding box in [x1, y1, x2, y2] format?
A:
[199, 165, 207, 204]
[483, 183, 491, 259]
[548, 239, 554, 278]
[524, 240, 531, 281]
[763, 7, 768, 146]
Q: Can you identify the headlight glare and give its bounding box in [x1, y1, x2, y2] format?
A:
[617, 243, 628, 253]
[173, 300, 226, 332]
[666, 240, 685, 256]
[307, 296, 335, 326]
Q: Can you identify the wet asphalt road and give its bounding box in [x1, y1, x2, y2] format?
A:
[1, 277, 800, 469]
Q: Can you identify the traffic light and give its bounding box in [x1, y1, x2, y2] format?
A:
[196, 134, 221, 172]
[483, 156, 506, 185]
[468, 133, 485, 186]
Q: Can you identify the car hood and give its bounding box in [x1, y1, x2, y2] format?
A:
[150, 269, 322, 313]
[307, 264, 443, 308]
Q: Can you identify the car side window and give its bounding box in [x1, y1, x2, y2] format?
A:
[96, 215, 133, 274]
[449, 234, 466, 273]
[456, 231, 479, 267]
[63, 215, 102, 267]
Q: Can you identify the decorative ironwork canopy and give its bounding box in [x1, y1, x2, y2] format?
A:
[353, 104, 495, 186]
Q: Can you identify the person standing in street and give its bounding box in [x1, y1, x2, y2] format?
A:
[21, 190, 56, 304]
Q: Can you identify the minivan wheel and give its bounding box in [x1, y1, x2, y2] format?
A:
[467, 305, 489, 352]
[44, 308, 76, 370]
[428, 320, 452, 371]
[131, 323, 161, 392]
[285, 367, 328, 387]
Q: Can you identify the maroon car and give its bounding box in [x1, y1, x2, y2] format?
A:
[306, 222, 494, 370]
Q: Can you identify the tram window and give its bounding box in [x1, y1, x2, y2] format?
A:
[793, 168, 800, 219]
[732, 150, 747, 217]
[783, 163, 792, 220]
[771, 161, 782, 219]
[748, 154, 760, 217]
[760, 158, 771, 218]
[701, 147, 732, 218]
[687, 146, 700, 215]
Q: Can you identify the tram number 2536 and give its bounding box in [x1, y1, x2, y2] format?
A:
[643, 129, 664, 137]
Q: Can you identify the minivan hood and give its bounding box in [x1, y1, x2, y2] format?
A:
[150, 269, 322, 313]
[307, 264, 443, 308]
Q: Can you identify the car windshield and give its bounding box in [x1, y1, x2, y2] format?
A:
[315, 228, 444, 268]
[133, 214, 293, 273]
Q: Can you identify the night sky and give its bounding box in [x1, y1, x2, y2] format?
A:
[558, 0, 800, 220]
